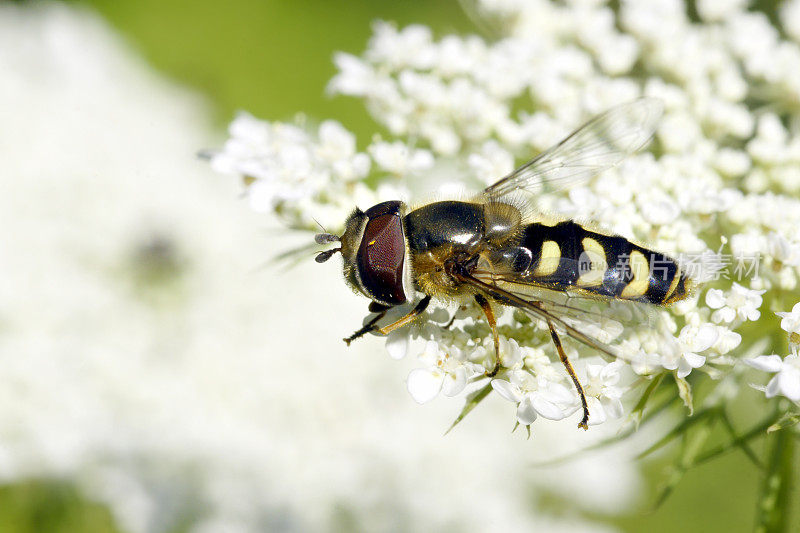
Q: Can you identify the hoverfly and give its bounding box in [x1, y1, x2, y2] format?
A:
[315, 98, 691, 429]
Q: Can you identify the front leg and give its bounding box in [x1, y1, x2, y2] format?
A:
[375, 296, 431, 335]
[343, 296, 432, 345]
[344, 307, 388, 346]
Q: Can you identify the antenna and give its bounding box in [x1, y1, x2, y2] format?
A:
[315, 233, 340, 245]
[315, 248, 341, 263]
[311, 216, 329, 233]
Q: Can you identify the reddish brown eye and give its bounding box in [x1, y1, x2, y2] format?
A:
[356, 201, 407, 305]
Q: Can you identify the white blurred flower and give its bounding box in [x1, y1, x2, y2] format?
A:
[768, 232, 800, 267]
[709, 325, 742, 355]
[582, 361, 625, 426]
[492, 371, 579, 425]
[368, 140, 434, 175]
[468, 140, 515, 185]
[328, 52, 377, 96]
[522, 344, 566, 382]
[211, 113, 375, 226]
[385, 328, 412, 360]
[3, 5, 643, 533]
[776, 302, 800, 345]
[783, 0, 800, 43]
[470, 335, 526, 373]
[696, 0, 748, 23]
[705, 283, 766, 324]
[407, 340, 472, 402]
[517, 385, 579, 424]
[318, 120, 372, 181]
[626, 347, 663, 376]
[658, 324, 718, 378]
[212, 0, 800, 450]
[366, 21, 437, 70]
[746, 351, 800, 402]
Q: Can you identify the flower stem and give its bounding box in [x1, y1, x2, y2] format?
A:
[755, 423, 795, 533]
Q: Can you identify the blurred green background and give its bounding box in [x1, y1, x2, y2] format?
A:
[70, 0, 476, 141]
[3, 0, 793, 532]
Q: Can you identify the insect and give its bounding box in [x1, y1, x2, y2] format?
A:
[314, 98, 692, 429]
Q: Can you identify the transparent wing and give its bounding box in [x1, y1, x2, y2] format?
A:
[484, 98, 663, 199]
[472, 247, 661, 324]
[458, 262, 662, 363]
[495, 278, 660, 347]
[452, 269, 624, 359]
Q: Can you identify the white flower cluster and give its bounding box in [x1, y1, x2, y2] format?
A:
[213, 0, 800, 426]
[213, 114, 371, 229]
[4, 5, 638, 533]
[746, 302, 800, 403]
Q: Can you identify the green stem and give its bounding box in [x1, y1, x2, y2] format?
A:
[755, 425, 795, 533]
[692, 413, 781, 468]
[445, 382, 494, 435]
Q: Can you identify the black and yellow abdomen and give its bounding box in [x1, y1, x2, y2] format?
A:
[518, 221, 690, 305]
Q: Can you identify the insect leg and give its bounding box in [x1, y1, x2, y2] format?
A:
[374, 295, 432, 335]
[442, 306, 463, 330]
[475, 294, 501, 377]
[547, 321, 590, 430]
[345, 296, 432, 346]
[344, 309, 389, 346]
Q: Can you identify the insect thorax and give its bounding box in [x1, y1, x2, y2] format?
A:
[403, 200, 524, 300]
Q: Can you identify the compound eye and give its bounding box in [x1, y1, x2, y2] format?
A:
[356, 209, 407, 305]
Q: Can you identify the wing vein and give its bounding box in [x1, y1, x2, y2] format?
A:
[484, 98, 663, 199]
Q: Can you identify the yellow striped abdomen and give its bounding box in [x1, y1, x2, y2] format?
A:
[517, 221, 690, 305]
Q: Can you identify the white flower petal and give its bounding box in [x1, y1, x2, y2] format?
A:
[660, 356, 678, 371]
[746, 354, 783, 373]
[692, 324, 719, 352]
[765, 375, 782, 399]
[427, 307, 450, 324]
[604, 397, 625, 420]
[683, 351, 707, 369]
[385, 330, 410, 360]
[406, 368, 443, 404]
[545, 382, 578, 405]
[776, 366, 800, 401]
[599, 361, 623, 385]
[418, 340, 441, 366]
[516, 396, 538, 426]
[677, 358, 693, 379]
[586, 363, 603, 380]
[442, 367, 467, 397]
[631, 351, 661, 375]
[530, 393, 568, 421]
[744, 308, 761, 321]
[715, 329, 742, 354]
[780, 315, 800, 334]
[586, 397, 607, 426]
[491, 379, 523, 403]
[705, 288, 725, 309]
[713, 307, 736, 323]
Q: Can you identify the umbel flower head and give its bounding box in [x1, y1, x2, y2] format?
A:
[210, 0, 800, 432]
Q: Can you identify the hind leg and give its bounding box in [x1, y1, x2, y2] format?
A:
[547, 321, 590, 430]
[475, 294, 501, 377]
